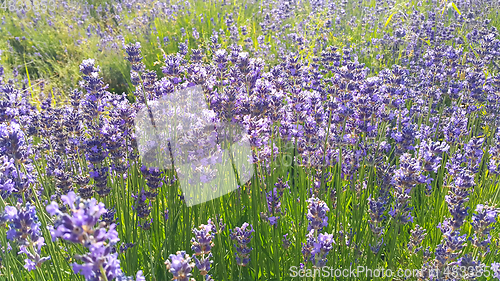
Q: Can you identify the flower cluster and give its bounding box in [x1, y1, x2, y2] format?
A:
[165, 251, 195, 281]
[131, 189, 152, 230]
[46, 192, 143, 281]
[261, 180, 289, 226]
[367, 195, 386, 253]
[427, 168, 477, 275]
[1, 203, 50, 271]
[0, 120, 35, 199]
[305, 196, 330, 232]
[302, 197, 334, 267]
[191, 220, 216, 279]
[392, 153, 427, 220]
[229, 222, 254, 267]
[408, 224, 427, 254]
[1, 0, 500, 278]
[471, 204, 499, 254]
[418, 140, 449, 173]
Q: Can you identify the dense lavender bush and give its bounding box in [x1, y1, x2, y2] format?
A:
[0, 0, 500, 280]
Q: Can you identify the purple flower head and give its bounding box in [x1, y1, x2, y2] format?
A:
[72, 250, 122, 281]
[408, 225, 427, 254]
[390, 153, 423, 224]
[367, 195, 386, 237]
[191, 219, 215, 256]
[392, 153, 422, 190]
[101, 208, 117, 226]
[162, 54, 183, 77]
[80, 59, 99, 76]
[312, 232, 334, 267]
[140, 165, 163, 200]
[266, 187, 282, 214]
[213, 49, 228, 69]
[46, 191, 111, 245]
[193, 253, 213, 277]
[471, 204, 499, 253]
[447, 254, 482, 277]
[47, 192, 142, 280]
[3, 203, 41, 245]
[125, 42, 143, 65]
[443, 109, 468, 143]
[165, 251, 195, 281]
[116, 270, 145, 281]
[0, 156, 17, 197]
[268, 216, 279, 226]
[301, 229, 316, 264]
[119, 242, 135, 254]
[132, 189, 151, 219]
[306, 197, 329, 231]
[418, 140, 449, 173]
[230, 222, 254, 266]
[0, 124, 34, 193]
[18, 237, 51, 271]
[282, 234, 291, 249]
[435, 218, 467, 267]
[454, 169, 475, 190]
[2, 203, 50, 270]
[138, 218, 153, 230]
[492, 263, 500, 279]
[192, 28, 200, 40]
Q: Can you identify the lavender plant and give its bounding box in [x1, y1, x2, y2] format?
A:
[0, 0, 500, 280]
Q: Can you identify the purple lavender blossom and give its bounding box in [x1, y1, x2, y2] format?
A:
[282, 234, 291, 249]
[367, 195, 386, 238]
[390, 153, 425, 223]
[140, 165, 163, 200]
[125, 42, 143, 66]
[191, 220, 215, 278]
[80, 59, 99, 76]
[165, 251, 195, 281]
[418, 140, 450, 173]
[0, 122, 35, 197]
[306, 197, 329, 231]
[311, 233, 334, 267]
[46, 191, 142, 280]
[408, 225, 427, 254]
[301, 229, 316, 265]
[471, 204, 499, 254]
[229, 222, 254, 267]
[1, 203, 50, 271]
[18, 237, 51, 271]
[492, 263, 500, 280]
[191, 219, 215, 256]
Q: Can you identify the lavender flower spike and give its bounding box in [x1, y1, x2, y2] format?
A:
[312, 232, 334, 267]
[191, 219, 216, 278]
[306, 196, 330, 231]
[46, 192, 142, 280]
[230, 222, 254, 266]
[2, 203, 50, 271]
[165, 251, 195, 281]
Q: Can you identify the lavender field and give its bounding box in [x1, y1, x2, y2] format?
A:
[1, 0, 500, 280]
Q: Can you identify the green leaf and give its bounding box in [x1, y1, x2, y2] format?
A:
[441, 4, 447, 15]
[385, 12, 397, 28]
[420, 38, 431, 46]
[450, 2, 462, 15]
